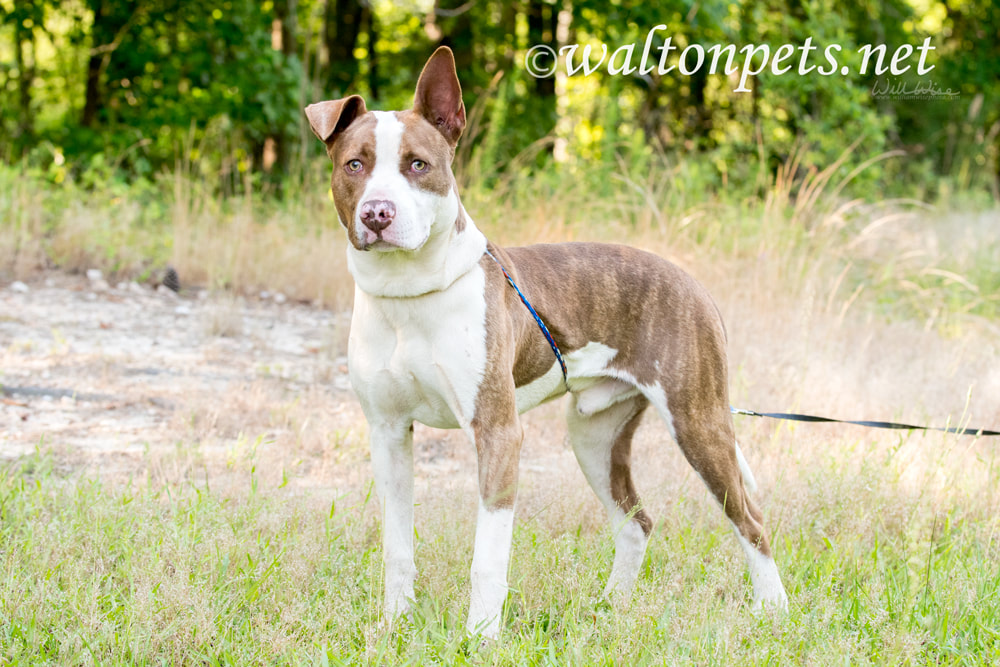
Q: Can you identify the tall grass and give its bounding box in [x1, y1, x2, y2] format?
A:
[1, 141, 996, 323]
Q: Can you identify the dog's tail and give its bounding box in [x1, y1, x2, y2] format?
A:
[734, 441, 758, 495]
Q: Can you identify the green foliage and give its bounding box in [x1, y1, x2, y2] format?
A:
[0, 0, 997, 200]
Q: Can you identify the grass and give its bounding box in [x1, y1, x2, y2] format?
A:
[1, 149, 999, 663]
[2, 430, 1000, 664]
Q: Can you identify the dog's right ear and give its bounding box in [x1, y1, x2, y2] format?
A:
[304, 95, 367, 147]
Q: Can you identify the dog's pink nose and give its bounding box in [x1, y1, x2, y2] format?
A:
[359, 199, 396, 233]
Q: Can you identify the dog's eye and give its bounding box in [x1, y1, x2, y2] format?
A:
[411, 159, 428, 172]
[346, 159, 363, 173]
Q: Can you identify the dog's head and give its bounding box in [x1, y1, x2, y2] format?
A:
[305, 47, 466, 252]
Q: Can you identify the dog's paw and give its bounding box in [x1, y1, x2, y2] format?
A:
[751, 587, 789, 614]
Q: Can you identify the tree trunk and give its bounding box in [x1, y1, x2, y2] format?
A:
[527, 0, 556, 98]
[81, 0, 106, 129]
[526, 0, 557, 153]
[433, 0, 474, 81]
[81, 0, 136, 129]
[267, 0, 298, 175]
[363, 4, 378, 102]
[499, 2, 516, 73]
[324, 0, 363, 96]
[14, 8, 35, 138]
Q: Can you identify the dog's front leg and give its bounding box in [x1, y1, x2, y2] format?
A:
[370, 422, 416, 625]
[467, 419, 523, 639]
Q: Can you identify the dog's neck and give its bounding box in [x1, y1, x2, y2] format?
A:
[347, 202, 486, 298]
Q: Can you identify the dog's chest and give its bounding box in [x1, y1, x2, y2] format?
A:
[348, 265, 488, 430]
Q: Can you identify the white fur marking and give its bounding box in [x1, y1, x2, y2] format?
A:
[733, 526, 789, 611]
[349, 264, 487, 430]
[638, 380, 676, 441]
[363, 112, 431, 250]
[514, 360, 564, 414]
[369, 424, 416, 621]
[605, 509, 649, 598]
[575, 378, 638, 416]
[565, 340, 619, 379]
[514, 341, 641, 415]
[735, 440, 758, 494]
[566, 393, 649, 600]
[468, 503, 514, 638]
[559, 341, 677, 442]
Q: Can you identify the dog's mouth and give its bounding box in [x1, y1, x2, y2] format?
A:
[359, 228, 392, 251]
[355, 225, 430, 253]
[358, 229, 407, 252]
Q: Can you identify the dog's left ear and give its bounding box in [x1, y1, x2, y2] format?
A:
[414, 46, 466, 146]
[304, 95, 368, 147]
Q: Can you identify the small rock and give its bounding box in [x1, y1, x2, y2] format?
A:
[92, 279, 110, 292]
[260, 290, 271, 300]
[129, 282, 145, 295]
[273, 292, 287, 304]
[174, 305, 192, 316]
[117, 282, 129, 291]
[86, 269, 103, 282]
[10, 281, 29, 293]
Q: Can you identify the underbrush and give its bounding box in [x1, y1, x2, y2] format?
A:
[1, 147, 997, 326]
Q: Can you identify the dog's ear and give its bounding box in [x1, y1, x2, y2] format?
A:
[304, 95, 367, 147]
[414, 46, 466, 146]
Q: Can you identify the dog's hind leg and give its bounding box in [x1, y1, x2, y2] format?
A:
[567, 393, 652, 601]
[670, 403, 789, 610]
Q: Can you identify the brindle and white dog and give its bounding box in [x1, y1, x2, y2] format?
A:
[305, 47, 788, 638]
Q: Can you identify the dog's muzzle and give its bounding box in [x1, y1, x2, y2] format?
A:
[360, 199, 396, 234]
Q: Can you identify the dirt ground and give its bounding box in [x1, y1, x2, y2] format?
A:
[3, 266, 999, 521]
[0, 274, 340, 475]
[0, 272, 594, 510]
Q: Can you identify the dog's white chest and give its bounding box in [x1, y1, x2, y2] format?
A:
[348, 265, 488, 430]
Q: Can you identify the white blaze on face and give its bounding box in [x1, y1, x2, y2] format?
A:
[358, 111, 454, 251]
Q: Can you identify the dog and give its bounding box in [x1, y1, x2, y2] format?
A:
[304, 46, 788, 638]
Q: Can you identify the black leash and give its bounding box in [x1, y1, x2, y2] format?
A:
[731, 407, 1000, 437]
